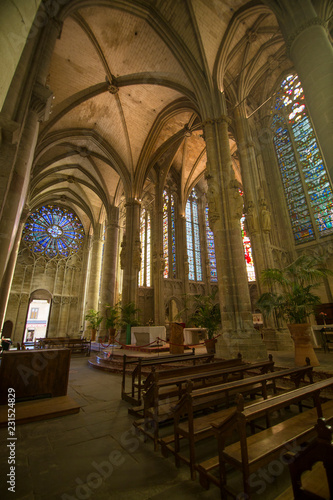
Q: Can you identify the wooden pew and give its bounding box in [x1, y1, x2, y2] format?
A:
[134, 357, 274, 450]
[142, 354, 247, 394]
[197, 378, 333, 499]
[38, 338, 91, 356]
[121, 349, 216, 405]
[283, 417, 333, 500]
[160, 365, 313, 480]
[129, 355, 246, 417]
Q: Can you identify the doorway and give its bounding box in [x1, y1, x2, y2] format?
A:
[23, 290, 52, 342]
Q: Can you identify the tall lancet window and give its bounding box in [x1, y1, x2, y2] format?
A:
[205, 206, 217, 282]
[272, 74, 333, 243]
[241, 216, 255, 282]
[186, 189, 202, 281]
[139, 207, 151, 286]
[163, 189, 176, 278]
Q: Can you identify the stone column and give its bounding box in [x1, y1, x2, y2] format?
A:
[153, 186, 165, 326]
[179, 214, 190, 296]
[121, 199, 141, 306]
[204, 116, 267, 360]
[0, 85, 53, 286]
[77, 237, 90, 332]
[0, 16, 61, 287]
[265, 0, 333, 182]
[85, 223, 104, 314]
[0, 206, 30, 332]
[234, 108, 293, 350]
[99, 207, 120, 336]
[100, 207, 120, 307]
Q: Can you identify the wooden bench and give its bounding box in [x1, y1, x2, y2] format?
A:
[121, 350, 216, 405]
[159, 365, 313, 480]
[134, 357, 274, 450]
[197, 377, 333, 499]
[129, 355, 246, 418]
[38, 338, 91, 356]
[285, 417, 333, 500]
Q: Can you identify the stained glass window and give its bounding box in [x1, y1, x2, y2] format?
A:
[163, 189, 176, 279]
[186, 189, 202, 281]
[272, 74, 333, 243]
[139, 207, 151, 287]
[23, 205, 84, 258]
[241, 215, 256, 282]
[205, 206, 217, 282]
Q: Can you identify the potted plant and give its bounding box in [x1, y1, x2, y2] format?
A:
[85, 309, 103, 342]
[256, 254, 332, 366]
[188, 291, 221, 354]
[119, 302, 141, 345]
[105, 303, 120, 344]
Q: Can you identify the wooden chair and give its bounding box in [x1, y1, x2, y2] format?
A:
[287, 417, 333, 500]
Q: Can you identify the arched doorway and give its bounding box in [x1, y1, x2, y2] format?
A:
[23, 289, 52, 342]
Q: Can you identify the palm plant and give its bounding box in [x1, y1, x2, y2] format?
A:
[256, 255, 332, 325]
[188, 291, 221, 339]
[85, 308, 103, 341]
[119, 302, 141, 327]
[105, 303, 120, 331]
[119, 302, 141, 344]
[85, 309, 103, 329]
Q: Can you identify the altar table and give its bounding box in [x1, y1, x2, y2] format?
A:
[131, 326, 166, 346]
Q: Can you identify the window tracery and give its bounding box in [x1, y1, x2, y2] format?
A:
[139, 207, 151, 287]
[272, 74, 333, 243]
[22, 205, 84, 259]
[186, 189, 202, 281]
[163, 189, 176, 279]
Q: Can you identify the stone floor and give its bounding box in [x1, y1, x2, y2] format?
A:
[0, 347, 333, 500]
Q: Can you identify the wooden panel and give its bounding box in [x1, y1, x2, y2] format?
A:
[0, 396, 80, 427]
[0, 349, 71, 404]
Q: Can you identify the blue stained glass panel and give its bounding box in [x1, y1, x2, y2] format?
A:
[23, 205, 84, 258]
[186, 201, 195, 281]
[273, 74, 333, 243]
[205, 206, 217, 281]
[171, 195, 176, 278]
[163, 191, 169, 278]
[186, 190, 202, 281]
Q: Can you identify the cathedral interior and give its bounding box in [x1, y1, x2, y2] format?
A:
[1, 0, 333, 498]
[1, 0, 333, 361]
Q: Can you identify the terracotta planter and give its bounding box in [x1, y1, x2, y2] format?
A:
[204, 338, 217, 355]
[287, 323, 319, 367]
[91, 328, 97, 342]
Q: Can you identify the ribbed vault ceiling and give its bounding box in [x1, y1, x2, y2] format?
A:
[32, 0, 293, 233]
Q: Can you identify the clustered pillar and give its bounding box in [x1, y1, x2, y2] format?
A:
[204, 113, 267, 360]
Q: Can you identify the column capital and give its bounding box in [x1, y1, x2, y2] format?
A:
[286, 17, 327, 54]
[0, 113, 20, 145]
[20, 206, 30, 224]
[30, 83, 53, 122]
[203, 115, 231, 127]
[125, 198, 141, 208]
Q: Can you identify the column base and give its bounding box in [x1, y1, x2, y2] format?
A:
[262, 328, 294, 351]
[216, 329, 267, 361]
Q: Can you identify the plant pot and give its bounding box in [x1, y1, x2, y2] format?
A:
[91, 328, 97, 342]
[109, 327, 116, 344]
[126, 324, 131, 345]
[204, 338, 217, 355]
[287, 323, 319, 367]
